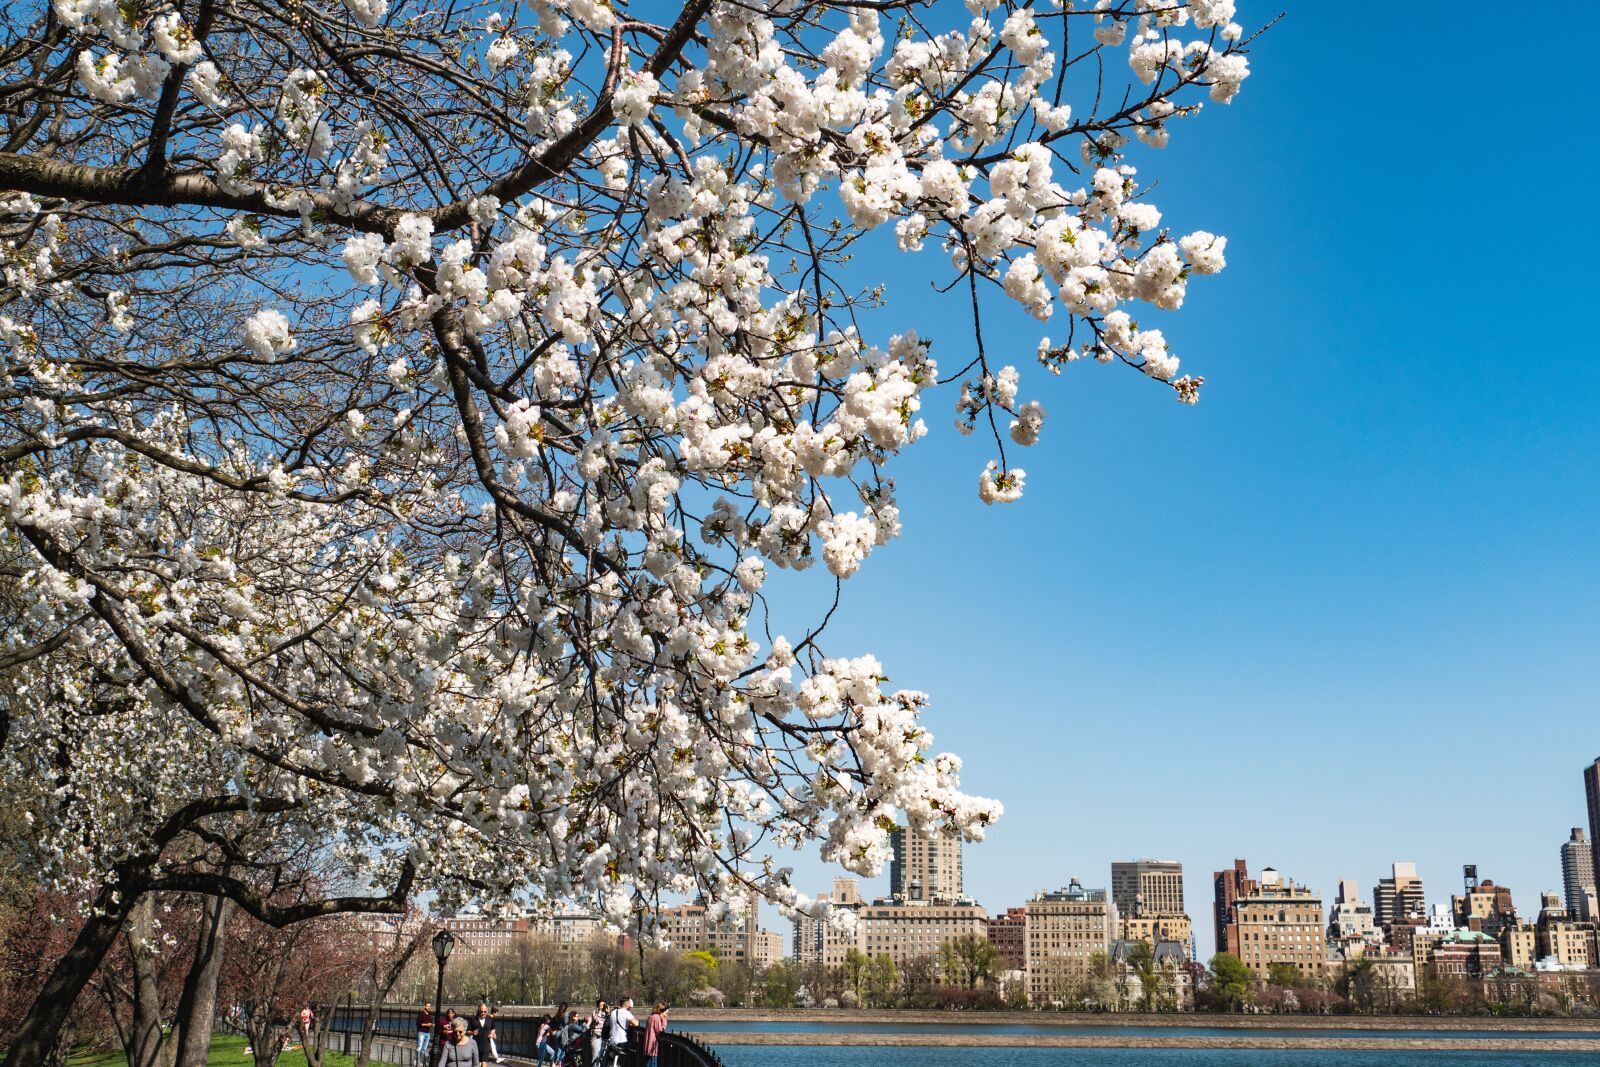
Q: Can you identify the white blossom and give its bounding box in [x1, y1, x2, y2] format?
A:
[614, 70, 658, 128]
[1181, 230, 1228, 274]
[342, 232, 387, 285]
[187, 61, 229, 108]
[350, 299, 385, 354]
[241, 309, 295, 360]
[486, 35, 520, 75]
[1009, 400, 1046, 446]
[343, 0, 388, 28]
[978, 461, 1026, 504]
[106, 290, 133, 334]
[150, 12, 202, 65]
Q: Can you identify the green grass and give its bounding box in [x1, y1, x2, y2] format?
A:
[69, 1034, 402, 1067]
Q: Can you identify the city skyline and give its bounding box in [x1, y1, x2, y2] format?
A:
[769, 753, 1600, 961]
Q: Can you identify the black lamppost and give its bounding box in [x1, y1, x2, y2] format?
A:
[428, 929, 455, 1067]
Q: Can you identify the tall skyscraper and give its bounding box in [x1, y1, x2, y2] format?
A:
[1561, 827, 1596, 921]
[1111, 859, 1185, 918]
[1212, 858, 1256, 957]
[1587, 757, 1600, 897]
[889, 826, 963, 903]
[1373, 862, 1425, 928]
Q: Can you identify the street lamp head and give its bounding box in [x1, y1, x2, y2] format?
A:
[431, 928, 455, 964]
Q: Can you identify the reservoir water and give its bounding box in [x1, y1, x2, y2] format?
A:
[674, 1019, 1600, 1041]
[705, 1051, 1600, 1067]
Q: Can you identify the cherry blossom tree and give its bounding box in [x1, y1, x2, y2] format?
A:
[0, 0, 1262, 1056]
[221, 906, 365, 1067]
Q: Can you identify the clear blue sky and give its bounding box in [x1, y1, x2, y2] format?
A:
[759, 4, 1600, 957]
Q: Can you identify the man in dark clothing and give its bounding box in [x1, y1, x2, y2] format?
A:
[469, 1003, 493, 1062]
[417, 1003, 434, 1058]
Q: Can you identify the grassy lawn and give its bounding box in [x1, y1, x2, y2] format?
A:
[69, 1034, 402, 1067]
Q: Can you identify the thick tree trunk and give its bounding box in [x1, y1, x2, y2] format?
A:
[2, 870, 143, 1067]
[124, 896, 169, 1067]
[300, 1009, 327, 1067]
[357, 924, 428, 1067]
[355, 1001, 384, 1067]
[245, 1014, 284, 1067]
[169, 896, 232, 1067]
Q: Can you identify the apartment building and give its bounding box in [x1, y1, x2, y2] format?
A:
[987, 907, 1027, 970]
[1373, 862, 1426, 929]
[1117, 913, 1193, 958]
[1213, 859, 1257, 957]
[1586, 758, 1600, 895]
[1111, 859, 1184, 919]
[441, 912, 530, 954]
[857, 898, 988, 971]
[1562, 828, 1597, 921]
[1328, 880, 1382, 958]
[658, 893, 775, 966]
[792, 877, 865, 967]
[1227, 868, 1325, 984]
[1431, 929, 1502, 978]
[1452, 874, 1516, 937]
[1024, 879, 1113, 1005]
[890, 827, 964, 903]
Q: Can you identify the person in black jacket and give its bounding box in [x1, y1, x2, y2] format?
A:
[467, 1003, 493, 1062]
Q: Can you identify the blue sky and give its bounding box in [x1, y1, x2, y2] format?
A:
[758, 4, 1600, 956]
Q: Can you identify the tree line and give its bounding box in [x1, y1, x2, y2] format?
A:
[1200, 952, 1600, 1017]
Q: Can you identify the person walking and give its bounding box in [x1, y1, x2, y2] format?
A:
[586, 1001, 606, 1067]
[604, 996, 635, 1067]
[487, 1007, 504, 1064]
[416, 1003, 434, 1060]
[468, 1003, 493, 1064]
[642, 1003, 668, 1067]
[438, 1020, 481, 1067]
[536, 1003, 567, 1066]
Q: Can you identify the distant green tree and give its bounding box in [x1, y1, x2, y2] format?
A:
[867, 954, 898, 1007]
[720, 960, 757, 1006]
[1124, 940, 1161, 1011]
[1337, 956, 1377, 1014]
[1208, 952, 1252, 1012]
[938, 934, 1001, 990]
[684, 950, 719, 980]
[842, 948, 870, 1001]
[1267, 961, 1301, 989]
[761, 960, 799, 1008]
